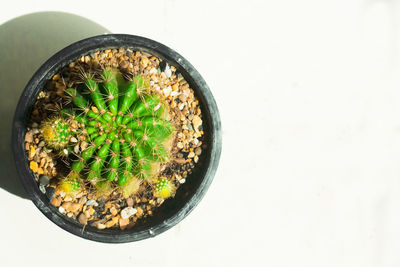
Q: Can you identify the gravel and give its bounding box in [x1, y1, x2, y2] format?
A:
[24, 48, 205, 230]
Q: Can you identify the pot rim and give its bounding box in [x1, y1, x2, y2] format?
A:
[11, 34, 222, 243]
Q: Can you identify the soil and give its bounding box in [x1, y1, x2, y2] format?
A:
[24, 48, 204, 230]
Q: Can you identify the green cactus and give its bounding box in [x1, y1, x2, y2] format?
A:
[40, 117, 71, 150]
[40, 68, 175, 198]
[153, 177, 175, 199]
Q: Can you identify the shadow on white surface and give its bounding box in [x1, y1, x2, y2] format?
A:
[0, 11, 110, 199]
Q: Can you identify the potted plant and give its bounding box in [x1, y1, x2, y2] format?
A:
[12, 34, 221, 243]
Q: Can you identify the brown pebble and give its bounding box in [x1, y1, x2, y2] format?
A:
[119, 218, 130, 230]
[120, 60, 129, 69]
[25, 131, 33, 143]
[70, 203, 82, 213]
[195, 147, 202, 155]
[106, 217, 119, 228]
[179, 94, 187, 102]
[136, 207, 143, 217]
[126, 198, 134, 207]
[96, 223, 106, 230]
[62, 202, 72, 211]
[51, 197, 62, 207]
[172, 83, 179, 91]
[78, 213, 87, 225]
[30, 161, 38, 172]
[110, 206, 118, 216]
[174, 158, 186, 164]
[192, 115, 202, 132]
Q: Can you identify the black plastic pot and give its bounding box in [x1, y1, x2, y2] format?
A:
[11, 34, 221, 243]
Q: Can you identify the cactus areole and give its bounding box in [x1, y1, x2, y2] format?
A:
[12, 34, 222, 243]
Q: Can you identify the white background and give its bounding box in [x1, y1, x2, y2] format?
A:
[1, 0, 400, 266]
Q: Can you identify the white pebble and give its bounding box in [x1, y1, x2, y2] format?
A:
[63, 149, 68, 155]
[179, 178, 186, 184]
[164, 65, 172, 77]
[163, 86, 172, 97]
[193, 139, 199, 145]
[58, 206, 65, 214]
[70, 137, 78, 143]
[59, 192, 66, 198]
[188, 152, 195, 158]
[170, 90, 179, 97]
[178, 103, 185, 110]
[39, 185, 46, 194]
[149, 67, 157, 75]
[121, 207, 137, 219]
[85, 199, 98, 206]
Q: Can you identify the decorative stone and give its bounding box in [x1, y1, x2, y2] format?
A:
[121, 207, 137, 219]
[39, 175, 50, 186]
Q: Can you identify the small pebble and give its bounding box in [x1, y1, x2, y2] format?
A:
[45, 187, 55, 201]
[121, 207, 137, 219]
[39, 175, 50, 186]
[195, 147, 202, 155]
[179, 178, 186, 184]
[70, 137, 78, 143]
[58, 206, 66, 214]
[79, 196, 87, 205]
[170, 90, 179, 97]
[30, 161, 38, 172]
[149, 67, 157, 74]
[51, 196, 61, 207]
[192, 115, 202, 132]
[110, 206, 118, 216]
[96, 223, 106, 230]
[78, 213, 87, 225]
[136, 207, 144, 217]
[85, 199, 98, 206]
[25, 131, 33, 143]
[126, 198, 134, 207]
[164, 64, 172, 77]
[39, 185, 46, 194]
[120, 60, 129, 69]
[179, 94, 187, 102]
[119, 218, 130, 230]
[141, 57, 149, 68]
[188, 152, 195, 158]
[163, 86, 172, 97]
[174, 158, 186, 164]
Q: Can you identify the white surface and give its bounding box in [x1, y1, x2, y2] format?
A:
[2, 0, 400, 266]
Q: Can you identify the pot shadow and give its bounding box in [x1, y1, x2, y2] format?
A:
[0, 12, 110, 199]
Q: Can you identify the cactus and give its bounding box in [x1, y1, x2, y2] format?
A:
[40, 68, 175, 198]
[40, 116, 71, 150]
[153, 178, 175, 199]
